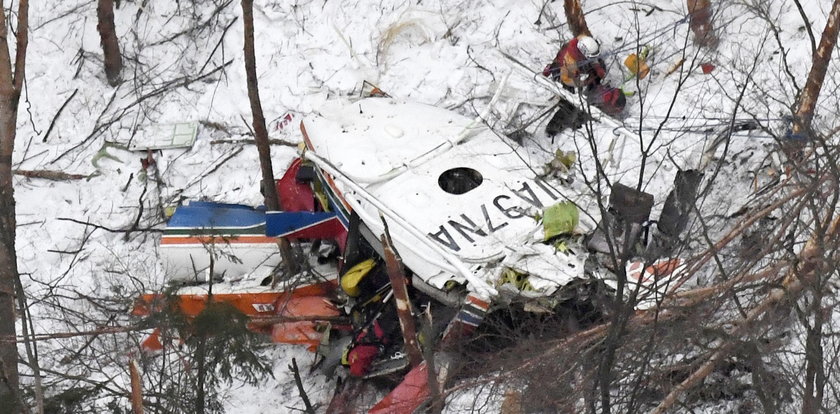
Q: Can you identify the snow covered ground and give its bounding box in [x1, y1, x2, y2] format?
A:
[11, 0, 839, 412]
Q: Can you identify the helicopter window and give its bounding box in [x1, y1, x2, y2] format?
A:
[438, 167, 483, 195]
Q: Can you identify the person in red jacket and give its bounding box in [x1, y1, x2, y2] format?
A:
[543, 35, 607, 90]
[345, 320, 387, 377]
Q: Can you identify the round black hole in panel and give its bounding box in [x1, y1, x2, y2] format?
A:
[438, 167, 483, 195]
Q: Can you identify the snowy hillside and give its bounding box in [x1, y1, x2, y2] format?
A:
[8, 0, 840, 413]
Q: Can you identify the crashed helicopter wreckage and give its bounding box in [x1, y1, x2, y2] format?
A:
[133, 89, 699, 411]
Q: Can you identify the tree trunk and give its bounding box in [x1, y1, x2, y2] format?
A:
[97, 0, 122, 86]
[194, 333, 207, 414]
[0, 184, 21, 414]
[687, 0, 717, 47]
[0, 2, 28, 413]
[15, 277, 43, 414]
[129, 360, 144, 414]
[241, 0, 278, 211]
[801, 296, 825, 414]
[793, 0, 840, 135]
[241, 0, 298, 276]
[563, 0, 591, 37]
[381, 233, 423, 368]
[194, 257, 214, 414]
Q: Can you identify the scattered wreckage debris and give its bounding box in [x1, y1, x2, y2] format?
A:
[133, 92, 700, 412]
[209, 113, 300, 146]
[129, 122, 199, 151]
[624, 46, 651, 81]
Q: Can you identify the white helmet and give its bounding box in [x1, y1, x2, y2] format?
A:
[577, 36, 600, 58]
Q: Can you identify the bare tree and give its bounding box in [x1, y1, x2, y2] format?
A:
[241, 0, 278, 211]
[97, 0, 123, 86]
[241, 0, 298, 276]
[687, 0, 717, 46]
[793, 0, 840, 136]
[563, 0, 590, 37]
[0, 1, 29, 413]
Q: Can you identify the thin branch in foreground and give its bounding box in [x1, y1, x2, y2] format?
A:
[14, 169, 89, 181]
[42, 89, 78, 143]
[210, 138, 298, 147]
[651, 214, 840, 414]
[290, 358, 316, 414]
[56, 217, 163, 234]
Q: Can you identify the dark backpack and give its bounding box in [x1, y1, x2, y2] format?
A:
[546, 99, 587, 137]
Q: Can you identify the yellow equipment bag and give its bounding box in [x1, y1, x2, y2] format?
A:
[340, 259, 376, 297]
[543, 201, 580, 241]
[624, 46, 651, 80]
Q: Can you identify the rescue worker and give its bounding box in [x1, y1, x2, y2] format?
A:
[543, 35, 607, 90]
[338, 259, 398, 377]
[542, 35, 626, 129]
[345, 320, 388, 377]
